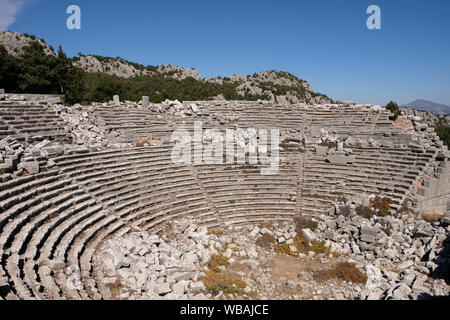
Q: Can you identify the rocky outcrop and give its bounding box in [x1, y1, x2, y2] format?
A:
[206, 70, 332, 105]
[72, 56, 149, 78]
[72, 56, 202, 81]
[0, 31, 56, 56]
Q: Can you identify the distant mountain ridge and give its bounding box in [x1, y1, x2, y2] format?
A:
[403, 99, 450, 115]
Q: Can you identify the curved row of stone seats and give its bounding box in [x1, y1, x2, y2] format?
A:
[29, 145, 302, 299]
[0, 100, 441, 299]
[0, 119, 15, 140]
[0, 94, 62, 105]
[0, 148, 134, 299]
[233, 104, 305, 130]
[0, 170, 84, 299]
[305, 107, 381, 118]
[91, 102, 400, 146]
[0, 153, 141, 298]
[93, 101, 307, 142]
[0, 104, 67, 145]
[48, 147, 217, 298]
[20, 188, 90, 299]
[194, 157, 300, 225]
[300, 145, 436, 215]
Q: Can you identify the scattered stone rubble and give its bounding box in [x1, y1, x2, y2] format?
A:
[401, 108, 450, 128]
[317, 195, 450, 299]
[91, 214, 449, 300]
[0, 137, 64, 175]
[93, 219, 212, 300]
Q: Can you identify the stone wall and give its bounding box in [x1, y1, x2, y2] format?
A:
[414, 161, 450, 217]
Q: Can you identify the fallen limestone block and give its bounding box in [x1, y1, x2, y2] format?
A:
[42, 145, 64, 157]
[190, 103, 199, 113]
[249, 227, 260, 238]
[397, 260, 414, 271]
[324, 230, 336, 241]
[400, 272, 416, 287]
[315, 146, 328, 156]
[155, 282, 172, 296]
[190, 282, 205, 292]
[360, 225, 378, 243]
[47, 260, 65, 270]
[21, 160, 40, 174]
[174, 271, 196, 282]
[326, 154, 356, 164]
[391, 283, 412, 300]
[260, 227, 273, 235]
[301, 228, 316, 242]
[172, 280, 188, 295]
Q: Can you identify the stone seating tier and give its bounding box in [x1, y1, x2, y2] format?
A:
[0, 100, 446, 300]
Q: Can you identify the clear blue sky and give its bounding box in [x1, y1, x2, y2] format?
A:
[4, 0, 450, 106]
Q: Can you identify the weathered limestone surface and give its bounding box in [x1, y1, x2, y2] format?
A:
[0, 92, 448, 301]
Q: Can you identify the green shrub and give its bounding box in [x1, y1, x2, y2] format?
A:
[434, 117, 450, 147]
[385, 101, 401, 120]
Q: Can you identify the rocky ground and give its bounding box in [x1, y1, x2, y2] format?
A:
[91, 205, 450, 300]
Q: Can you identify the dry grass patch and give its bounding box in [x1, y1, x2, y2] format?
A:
[135, 137, 154, 147]
[105, 278, 123, 298]
[312, 262, 367, 284]
[354, 196, 394, 219]
[393, 116, 414, 131]
[18, 171, 31, 177]
[257, 221, 274, 229]
[160, 223, 177, 241]
[399, 201, 411, 215]
[371, 196, 393, 216]
[208, 253, 230, 273]
[256, 233, 275, 250]
[203, 254, 248, 297]
[334, 262, 367, 283]
[339, 205, 352, 217]
[202, 271, 247, 296]
[208, 229, 224, 237]
[422, 212, 443, 223]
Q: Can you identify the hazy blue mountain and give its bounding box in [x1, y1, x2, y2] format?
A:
[403, 99, 450, 115]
